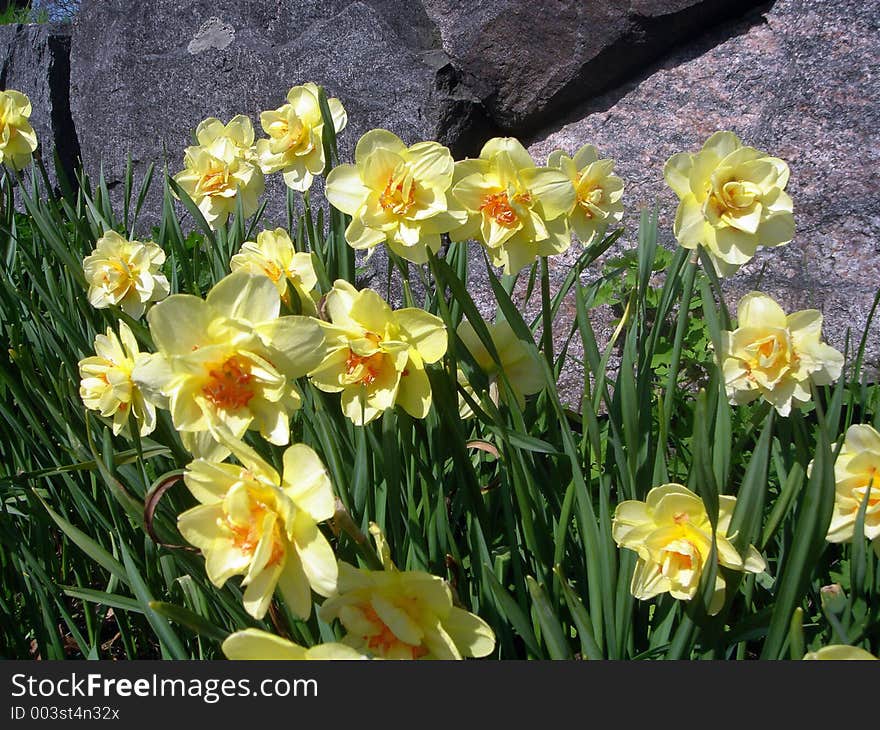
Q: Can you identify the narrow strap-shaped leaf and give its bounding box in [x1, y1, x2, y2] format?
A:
[729, 410, 774, 552]
[554, 566, 603, 659]
[526, 575, 573, 660]
[485, 566, 542, 658]
[35, 491, 128, 586]
[149, 601, 230, 643]
[120, 543, 188, 660]
[761, 408, 836, 659]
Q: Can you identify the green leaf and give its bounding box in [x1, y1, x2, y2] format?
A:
[526, 575, 572, 659]
[60, 586, 143, 614]
[120, 543, 188, 660]
[729, 410, 774, 552]
[149, 601, 230, 643]
[554, 567, 602, 660]
[761, 410, 835, 659]
[35, 492, 128, 586]
[485, 566, 542, 658]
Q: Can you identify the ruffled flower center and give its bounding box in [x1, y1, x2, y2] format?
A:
[359, 605, 429, 660]
[742, 332, 797, 384]
[260, 260, 284, 283]
[199, 163, 231, 195]
[480, 190, 530, 227]
[344, 350, 385, 386]
[379, 166, 417, 216]
[202, 355, 256, 410]
[226, 503, 285, 567]
[660, 538, 702, 587]
[100, 257, 137, 298]
[576, 178, 604, 216]
[854, 468, 880, 506]
[719, 179, 760, 211]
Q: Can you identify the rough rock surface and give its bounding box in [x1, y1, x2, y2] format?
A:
[529, 0, 880, 387]
[69, 0, 488, 229]
[422, 0, 766, 135]
[68, 0, 759, 229]
[0, 22, 78, 193]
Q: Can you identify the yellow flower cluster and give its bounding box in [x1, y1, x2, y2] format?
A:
[131, 271, 323, 460]
[78, 321, 156, 437]
[174, 84, 346, 229]
[83, 230, 170, 318]
[178, 430, 337, 619]
[230, 228, 319, 315]
[74, 234, 492, 652]
[613, 484, 765, 614]
[220, 523, 495, 660]
[318, 523, 495, 660]
[70, 82, 871, 656]
[664, 131, 794, 276]
[309, 280, 447, 425]
[173, 115, 265, 229]
[326, 132, 623, 275]
[456, 318, 543, 418]
[720, 292, 843, 416]
[824, 424, 880, 552]
[256, 82, 346, 192]
[326, 130, 463, 263]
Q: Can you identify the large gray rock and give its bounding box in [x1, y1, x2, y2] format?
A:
[69, 0, 489, 230]
[423, 0, 766, 135]
[529, 0, 880, 382]
[68, 0, 761, 230]
[0, 22, 78, 193]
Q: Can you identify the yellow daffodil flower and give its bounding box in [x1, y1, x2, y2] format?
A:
[0, 89, 38, 170]
[664, 131, 794, 276]
[319, 523, 495, 659]
[194, 114, 257, 161]
[308, 280, 447, 425]
[222, 629, 367, 660]
[173, 137, 265, 229]
[612, 484, 766, 614]
[721, 292, 843, 416]
[178, 432, 338, 619]
[456, 318, 543, 418]
[547, 144, 624, 245]
[448, 137, 575, 275]
[325, 129, 465, 263]
[256, 82, 346, 191]
[82, 230, 170, 318]
[803, 645, 878, 660]
[78, 321, 156, 437]
[823, 424, 880, 549]
[132, 271, 324, 460]
[230, 228, 318, 315]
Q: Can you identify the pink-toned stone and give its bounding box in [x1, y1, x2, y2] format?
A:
[529, 0, 880, 379]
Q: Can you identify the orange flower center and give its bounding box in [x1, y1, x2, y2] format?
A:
[577, 183, 604, 217]
[480, 191, 530, 227]
[345, 350, 384, 386]
[100, 258, 136, 297]
[361, 606, 429, 659]
[202, 355, 255, 410]
[863, 467, 880, 498]
[228, 509, 285, 567]
[719, 180, 759, 210]
[262, 261, 284, 283]
[201, 166, 230, 195]
[379, 174, 417, 215]
[661, 539, 701, 579]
